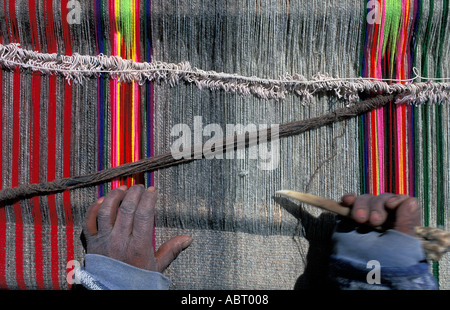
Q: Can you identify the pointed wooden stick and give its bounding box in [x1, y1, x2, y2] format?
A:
[0, 94, 394, 203]
[276, 190, 450, 261]
[276, 190, 351, 217]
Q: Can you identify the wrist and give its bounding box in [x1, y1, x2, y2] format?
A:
[332, 227, 426, 267]
[83, 254, 171, 290]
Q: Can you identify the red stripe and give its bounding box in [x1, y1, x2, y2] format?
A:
[134, 1, 143, 184]
[45, 0, 57, 53]
[135, 1, 144, 185]
[370, 110, 378, 194]
[401, 9, 408, 195]
[125, 83, 132, 186]
[402, 105, 407, 194]
[61, 0, 75, 289]
[12, 69, 26, 290]
[120, 82, 125, 185]
[29, 0, 40, 51]
[370, 11, 379, 79]
[394, 106, 400, 194]
[109, 0, 118, 188]
[370, 11, 379, 195]
[120, 6, 125, 187]
[8, 0, 19, 42]
[3, 2, 12, 42]
[29, 0, 45, 290]
[45, 0, 60, 290]
[8, 0, 27, 288]
[61, 0, 74, 289]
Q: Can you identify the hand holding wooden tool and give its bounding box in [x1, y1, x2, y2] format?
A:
[276, 190, 450, 261]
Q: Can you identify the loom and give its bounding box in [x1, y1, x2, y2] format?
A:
[0, 0, 449, 290]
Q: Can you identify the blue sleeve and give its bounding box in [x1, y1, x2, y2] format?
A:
[329, 224, 438, 290]
[76, 254, 171, 290]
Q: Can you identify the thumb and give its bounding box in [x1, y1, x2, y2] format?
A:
[393, 197, 420, 236]
[155, 235, 192, 272]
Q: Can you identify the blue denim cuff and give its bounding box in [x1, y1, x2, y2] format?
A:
[332, 228, 426, 267]
[83, 254, 171, 290]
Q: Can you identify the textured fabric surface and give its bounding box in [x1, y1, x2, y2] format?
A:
[150, 0, 449, 289]
[0, 0, 449, 290]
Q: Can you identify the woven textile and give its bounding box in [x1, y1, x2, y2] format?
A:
[0, 0, 449, 290]
[0, 0, 153, 289]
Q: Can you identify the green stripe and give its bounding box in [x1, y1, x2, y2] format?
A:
[120, 0, 134, 55]
[413, 0, 423, 214]
[421, 0, 442, 284]
[434, 0, 449, 287]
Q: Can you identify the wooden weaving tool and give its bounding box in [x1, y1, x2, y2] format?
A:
[276, 190, 450, 261]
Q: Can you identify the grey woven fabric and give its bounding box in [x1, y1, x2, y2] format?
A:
[150, 0, 449, 289]
[0, 0, 448, 290]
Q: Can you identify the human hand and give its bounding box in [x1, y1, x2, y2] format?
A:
[339, 193, 421, 236]
[83, 184, 192, 272]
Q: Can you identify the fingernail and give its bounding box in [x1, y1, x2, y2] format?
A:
[342, 193, 356, 199]
[97, 197, 105, 204]
[370, 211, 381, 223]
[386, 196, 399, 204]
[181, 237, 193, 248]
[355, 209, 367, 220]
[147, 186, 157, 192]
[408, 199, 418, 213]
[117, 185, 128, 191]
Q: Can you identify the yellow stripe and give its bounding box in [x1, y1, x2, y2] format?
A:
[131, 0, 136, 168]
[116, 27, 121, 167]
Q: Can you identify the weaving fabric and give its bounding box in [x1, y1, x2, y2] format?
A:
[0, 0, 449, 290]
[0, 0, 152, 290]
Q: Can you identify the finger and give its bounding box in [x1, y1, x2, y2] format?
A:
[384, 195, 410, 209]
[83, 197, 105, 236]
[155, 235, 192, 272]
[112, 184, 146, 236]
[351, 194, 373, 224]
[393, 197, 421, 236]
[97, 185, 128, 234]
[340, 193, 356, 207]
[367, 193, 397, 227]
[132, 187, 158, 240]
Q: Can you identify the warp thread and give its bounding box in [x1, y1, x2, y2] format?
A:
[0, 94, 394, 203]
[0, 43, 448, 105]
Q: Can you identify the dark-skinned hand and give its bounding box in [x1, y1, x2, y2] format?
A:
[83, 184, 192, 272]
[339, 192, 421, 236]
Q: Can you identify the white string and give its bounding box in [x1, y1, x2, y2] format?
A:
[2, 53, 448, 84]
[0, 43, 449, 105]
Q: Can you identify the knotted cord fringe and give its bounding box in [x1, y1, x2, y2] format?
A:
[0, 43, 448, 105]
